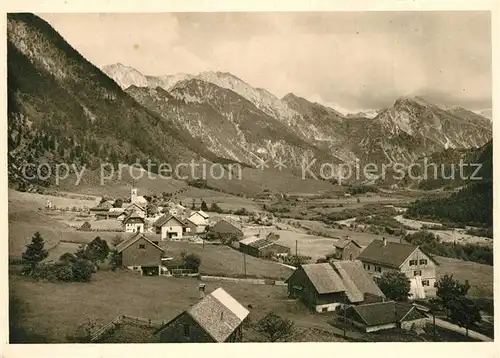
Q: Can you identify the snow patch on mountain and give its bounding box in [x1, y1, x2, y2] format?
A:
[101, 63, 148, 89]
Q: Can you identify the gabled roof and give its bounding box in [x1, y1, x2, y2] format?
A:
[357, 239, 418, 268]
[300, 263, 346, 294]
[116, 233, 163, 253]
[286, 261, 385, 303]
[334, 237, 362, 249]
[239, 236, 261, 245]
[211, 219, 242, 234]
[122, 211, 145, 224]
[349, 301, 425, 326]
[190, 210, 209, 219]
[156, 288, 249, 342]
[90, 201, 113, 211]
[154, 214, 185, 228]
[332, 261, 385, 303]
[125, 202, 145, 211]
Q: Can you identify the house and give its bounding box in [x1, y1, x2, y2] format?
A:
[108, 210, 126, 221]
[155, 287, 249, 343]
[332, 236, 362, 261]
[90, 201, 114, 219]
[182, 218, 198, 237]
[238, 235, 290, 258]
[116, 233, 164, 275]
[344, 301, 428, 332]
[164, 201, 188, 217]
[357, 238, 438, 299]
[122, 211, 145, 233]
[188, 210, 209, 227]
[124, 202, 146, 217]
[285, 260, 386, 313]
[154, 214, 185, 240]
[209, 219, 243, 242]
[45, 199, 52, 209]
[130, 187, 148, 206]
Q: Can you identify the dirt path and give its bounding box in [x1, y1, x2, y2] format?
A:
[428, 317, 493, 342]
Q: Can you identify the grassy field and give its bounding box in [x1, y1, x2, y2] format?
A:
[9, 270, 314, 343]
[434, 256, 494, 298]
[162, 241, 293, 280]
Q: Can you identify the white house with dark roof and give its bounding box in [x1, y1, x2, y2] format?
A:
[122, 211, 145, 233]
[154, 214, 186, 240]
[155, 287, 249, 342]
[357, 238, 438, 299]
[285, 260, 385, 313]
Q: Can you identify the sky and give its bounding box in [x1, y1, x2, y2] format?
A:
[39, 12, 492, 113]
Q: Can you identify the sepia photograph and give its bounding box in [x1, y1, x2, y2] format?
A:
[6, 8, 494, 346]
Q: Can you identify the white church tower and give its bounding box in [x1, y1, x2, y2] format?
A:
[131, 187, 138, 204]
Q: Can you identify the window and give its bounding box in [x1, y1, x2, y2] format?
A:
[139, 244, 146, 249]
[375, 266, 382, 273]
[349, 254, 353, 261]
[409, 260, 416, 266]
[422, 280, 430, 286]
[414, 270, 422, 276]
[322, 307, 328, 312]
[183, 324, 190, 337]
[419, 259, 428, 265]
[366, 264, 371, 270]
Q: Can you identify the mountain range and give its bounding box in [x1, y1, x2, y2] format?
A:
[105, 63, 492, 167]
[7, 13, 493, 193]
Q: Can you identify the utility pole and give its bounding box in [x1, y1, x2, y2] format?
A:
[243, 252, 247, 277]
[295, 240, 298, 267]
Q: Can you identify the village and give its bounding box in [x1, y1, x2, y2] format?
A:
[9, 184, 494, 343]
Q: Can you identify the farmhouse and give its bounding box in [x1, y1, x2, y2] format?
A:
[344, 301, 428, 333]
[116, 233, 164, 275]
[285, 260, 385, 313]
[182, 218, 198, 237]
[122, 211, 145, 233]
[188, 210, 209, 227]
[209, 219, 243, 242]
[90, 201, 114, 219]
[332, 236, 362, 261]
[124, 202, 146, 217]
[154, 214, 185, 240]
[357, 238, 438, 299]
[239, 235, 290, 258]
[155, 287, 249, 343]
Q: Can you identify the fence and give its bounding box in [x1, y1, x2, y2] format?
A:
[90, 315, 165, 342]
[199, 275, 286, 286]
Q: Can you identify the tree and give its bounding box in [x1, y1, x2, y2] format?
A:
[108, 236, 124, 271]
[146, 202, 159, 217]
[71, 259, 94, 282]
[435, 274, 470, 315]
[253, 312, 295, 342]
[59, 252, 77, 263]
[85, 237, 110, 265]
[22, 232, 48, 275]
[113, 198, 123, 208]
[377, 271, 411, 301]
[210, 202, 223, 213]
[181, 251, 201, 272]
[448, 296, 481, 337]
[201, 200, 209, 211]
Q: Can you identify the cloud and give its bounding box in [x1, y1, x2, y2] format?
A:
[39, 12, 491, 112]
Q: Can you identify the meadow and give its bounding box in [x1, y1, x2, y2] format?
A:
[9, 270, 314, 343]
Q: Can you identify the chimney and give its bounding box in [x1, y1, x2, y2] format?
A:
[198, 283, 206, 299]
[383, 237, 387, 246]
